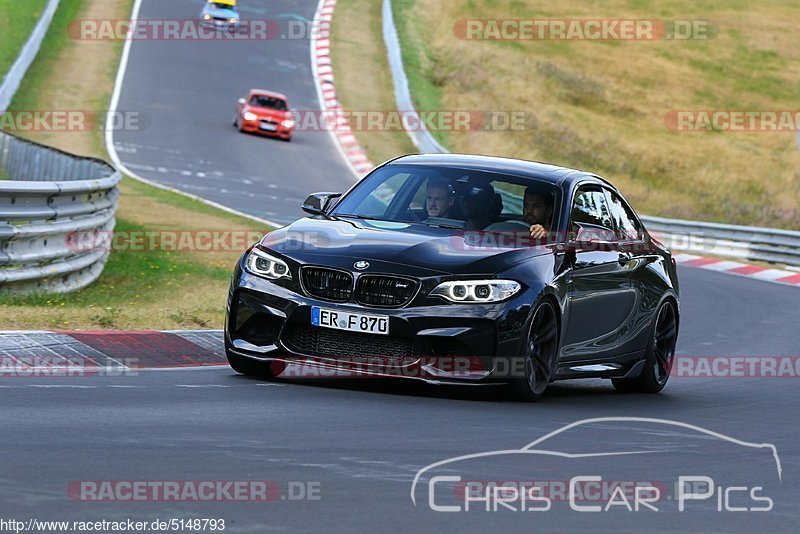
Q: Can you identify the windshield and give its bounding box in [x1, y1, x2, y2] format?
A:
[249, 96, 287, 110]
[331, 164, 560, 232]
[209, 2, 237, 11]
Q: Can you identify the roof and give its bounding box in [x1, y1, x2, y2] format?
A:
[248, 89, 289, 101]
[388, 153, 598, 187]
[209, 0, 237, 6]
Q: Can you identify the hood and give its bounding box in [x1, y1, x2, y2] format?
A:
[245, 105, 288, 120]
[258, 217, 552, 275]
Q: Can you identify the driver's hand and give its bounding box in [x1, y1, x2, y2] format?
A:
[529, 224, 547, 240]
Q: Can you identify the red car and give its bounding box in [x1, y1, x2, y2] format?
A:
[234, 90, 294, 141]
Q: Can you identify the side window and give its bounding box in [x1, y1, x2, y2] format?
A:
[570, 187, 615, 242]
[605, 190, 643, 241]
[409, 179, 428, 210]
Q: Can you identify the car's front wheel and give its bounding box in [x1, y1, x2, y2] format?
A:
[227, 350, 277, 379]
[612, 300, 677, 393]
[233, 115, 245, 132]
[509, 300, 559, 401]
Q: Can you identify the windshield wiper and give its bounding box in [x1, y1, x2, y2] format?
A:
[420, 221, 463, 230]
[335, 214, 386, 222]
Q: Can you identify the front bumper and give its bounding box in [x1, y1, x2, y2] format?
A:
[238, 118, 292, 139]
[201, 18, 239, 30]
[225, 263, 532, 384]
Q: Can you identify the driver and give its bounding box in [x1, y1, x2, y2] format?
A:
[425, 179, 455, 219]
[523, 186, 554, 241]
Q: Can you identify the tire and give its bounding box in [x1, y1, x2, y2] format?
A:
[612, 300, 678, 393]
[508, 300, 559, 401]
[234, 116, 245, 132]
[227, 350, 277, 378]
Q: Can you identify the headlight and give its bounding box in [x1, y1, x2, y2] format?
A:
[281, 119, 295, 129]
[430, 280, 521, 303]
[243, 111, 258, 121]
[229, 17, 237, 24]
[203, 14, 211, 20]
[245, 248, 291, 280]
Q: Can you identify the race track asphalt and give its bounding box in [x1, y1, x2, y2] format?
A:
[1, 266, 799, 532]
[111, 0, 357, 226]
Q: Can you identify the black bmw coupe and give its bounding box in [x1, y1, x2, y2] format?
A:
[225, 154, 679, 400]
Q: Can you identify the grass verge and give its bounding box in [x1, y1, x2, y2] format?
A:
[337, 0, 800, 229]
[0, 0, 272, 329]
[330, 0, 415, 164]
[0, 0, 49, 80]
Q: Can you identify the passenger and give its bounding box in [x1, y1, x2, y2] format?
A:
[425, 179, 455, 219]
[523, 186, 555, 240]
[461, 183, 496, 230]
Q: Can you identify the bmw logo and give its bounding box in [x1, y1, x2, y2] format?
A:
[354, 261, 370, 270]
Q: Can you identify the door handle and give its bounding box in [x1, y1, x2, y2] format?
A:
[618, 252, 632, 265]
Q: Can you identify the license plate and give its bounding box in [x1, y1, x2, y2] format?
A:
[311, 306, 389, 335]
[259, 122, 278, 132]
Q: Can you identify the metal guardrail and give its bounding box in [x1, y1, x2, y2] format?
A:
[642, 216, 800, 267]
[382, 0, 800, 267]
[382, 0, 447, 155]
[0, 131, 121, 293]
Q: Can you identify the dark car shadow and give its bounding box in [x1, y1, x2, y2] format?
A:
[230, 373, 679, 405]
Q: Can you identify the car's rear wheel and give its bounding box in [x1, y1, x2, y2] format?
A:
[509, 300, 559, 401]
[227, 350, 277, 379]
[612, 300, 677, 393]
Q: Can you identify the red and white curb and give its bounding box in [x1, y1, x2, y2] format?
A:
[0, 330, 227, 372]
[674, 254, 800, 287]
[311, 0, 374, 178]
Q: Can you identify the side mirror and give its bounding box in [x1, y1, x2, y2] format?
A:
[237, 98, 246, 105]
[302, 192, 342, 215]
[551, 241, 576, 254]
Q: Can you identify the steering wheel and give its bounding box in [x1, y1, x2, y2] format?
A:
[483, 220, 531, 232]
